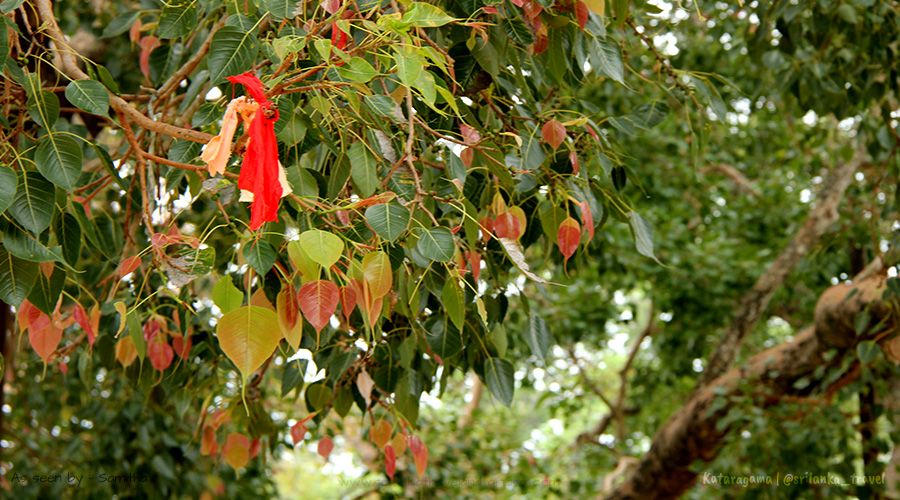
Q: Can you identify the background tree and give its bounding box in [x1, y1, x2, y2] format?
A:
[0, 0, 898, 498]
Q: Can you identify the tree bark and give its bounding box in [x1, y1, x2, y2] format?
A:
[608, 275, 893, 499]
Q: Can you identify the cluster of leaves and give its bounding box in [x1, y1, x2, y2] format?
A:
[2, 0, 898, 497]
[0, 0, 692, 486]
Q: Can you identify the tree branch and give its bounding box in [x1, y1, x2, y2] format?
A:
[34, 0, 213, 144]
[608, 274, 894, 499]
[698, 149, 867, 386]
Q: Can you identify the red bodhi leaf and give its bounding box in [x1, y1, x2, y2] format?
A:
[298, 280, 340, 333]
[250, 438, 261, 459]
[557, 217, 581, 263]
[290, 422, 307, 446]
[201, 426, 218, 456]
[541, 119, 567, 150]
[322, 0, 341, 14]
[460, 147, 474, 167]
[533, 34, 549, 54]
[371, 419, 392, 449]
[459, 123, 481, 145]
[408, 435, 428, 478]
[118, 255, 142, 277]
[318, 436, 334, 460]
[578, 200, 595, 242]
[172, 334, 192, 359]
[148, 336, 174, 371]
[493, 212, 521, 239]
[331, 23, 348, 51]
[575, 1, 589, 29]
[129, 18, 143, 44]
[384, 445, 396, 480]
[73, 303, 95, 347]
[569, 151, 580, 175]
[340, 284, 358, 323]
[138, 36, 160, 80]
[18, 300, 44, 332]
[29, 317, 62, 363]
[467, 250, 482, 282]
[478, 216, 494, 242]
[222, 433, 251, 469]
[227, 72, 282, 230]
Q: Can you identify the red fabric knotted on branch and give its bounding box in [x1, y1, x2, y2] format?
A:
[226, 72, 282, 230]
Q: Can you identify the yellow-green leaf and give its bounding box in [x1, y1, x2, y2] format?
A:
[298, 229, 344, 270]
[216, 306, 281, 382]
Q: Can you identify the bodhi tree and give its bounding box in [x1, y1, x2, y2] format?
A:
[0, 0, 898, 498]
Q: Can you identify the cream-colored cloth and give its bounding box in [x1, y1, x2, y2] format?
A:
[200, 96, 260, 176]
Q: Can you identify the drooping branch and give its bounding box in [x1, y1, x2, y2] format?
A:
[576, 303, 654, 446]
[34, 0, 213, 144]
[698, 149, 867, 386]
[608, 274, 894, 499]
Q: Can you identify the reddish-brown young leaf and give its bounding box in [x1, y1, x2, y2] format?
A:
[533, 33, 549, 54]
[139, 36, 160, 80]
[493, 212, 521, 240]
[335, 209, 350, 226]
[222, 433, 251, 469]
[322, 0, 342, 15]
[578, 200, 595, 242]
[58, 361, 68, 375]
[408, 435, 428, 479]
[73, 303, 95, 347]
[129, 17, 143, 44]
[201, 426, 218, 456]
[467, 250, 482, 282]
[541, 119, 567, 150]
[298, 280, 340, 333]
[460, 147, 474, 167]
[172, 334, 192, 359]
[290, 422, 307, 446]
[556, 217, 581, 263]
[331, 22, 348, 51]
[459, 123, 481, 145]
[118, 255, 142, 277]
[318, 436, 334, 460]
[209, 409, 231, 430]
[143, 318, 161, 342]
[340, 283, 359, 324]
[115, 336, 138, 368]
[359, 294, 383, 329]
[277, 286, 303, 349]
[391, 432, 407, 456]
[478, 216, 494, 242]
[17, 299, 44, 332]
[575, 1, 589, 29]
[249, 438, 261, 459]
[371, 419, 392, 449]
[148, 335, 174, 372]
[28, 320, 62, 363]
[569, 151, 580, 175]
[384, 444, 396, 480]
[39, 262, 54, 278]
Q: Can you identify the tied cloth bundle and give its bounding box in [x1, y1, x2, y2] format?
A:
[201, 71, 292, 230]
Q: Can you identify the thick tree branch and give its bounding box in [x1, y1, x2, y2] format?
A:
[608, 274, 894, 499]
[34, 0, 213, 144]
[701, 163, 761, 197]
[699, 149, 866, 386]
